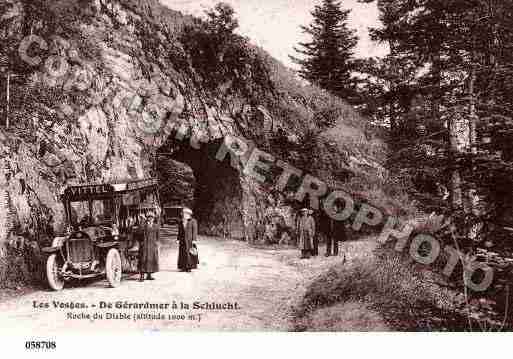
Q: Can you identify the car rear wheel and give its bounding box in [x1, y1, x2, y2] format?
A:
[106, 248, 122, 288]
[46, 254, 64, 291]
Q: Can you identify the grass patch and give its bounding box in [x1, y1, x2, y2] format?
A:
[293, 243, 470, 331]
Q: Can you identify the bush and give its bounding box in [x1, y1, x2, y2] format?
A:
[179, 23, 273, 98]
[0, 238, 44, 289]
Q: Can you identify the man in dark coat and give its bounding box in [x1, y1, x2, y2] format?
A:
[138, 212, 160, 281]
[326, 218, 347, 256]
[312, 211, 319, 257]
[325, 201, 348, 257]
[177, 208, 198, 272]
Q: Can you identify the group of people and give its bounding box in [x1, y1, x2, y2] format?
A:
[135, 204, 346, 280]
[135, 208, 199, 282]
[296, 207, 347, 259]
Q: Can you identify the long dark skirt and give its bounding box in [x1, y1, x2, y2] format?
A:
[177, 223, 192, 271]
[138, 225, 160, 273]
[177, 239, 194, 271]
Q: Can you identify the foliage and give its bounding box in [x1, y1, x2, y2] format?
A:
[291, 0, 359, 102]
[205, 2, 239, 35]
[359, 0, 513, 253]
[179, 3, 274, 99]
[0, 239, 43, 289]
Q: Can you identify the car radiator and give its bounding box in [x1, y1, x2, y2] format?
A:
[67, 239, 94, 263]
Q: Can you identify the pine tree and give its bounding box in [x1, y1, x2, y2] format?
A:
[291, 0, 358, 101]
[204, 2, 239, 64]
[363, 0, 513, 248]
[355, 55, 419, 135]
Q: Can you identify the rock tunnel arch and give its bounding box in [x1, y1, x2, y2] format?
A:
[156, 136, 247, 239]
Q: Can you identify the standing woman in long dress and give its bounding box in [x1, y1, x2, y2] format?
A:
[297, 208, 315, 259]
[177, 208, 198, 272]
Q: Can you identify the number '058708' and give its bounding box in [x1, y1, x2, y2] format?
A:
[25, 341, 56, 350]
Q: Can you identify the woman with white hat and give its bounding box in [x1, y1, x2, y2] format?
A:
[177, 208, 198, 272]
[297, 208, 315, 259]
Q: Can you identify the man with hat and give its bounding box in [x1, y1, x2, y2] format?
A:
[177, 207, 199, 272]
[297, 208, 315, 259]
[138, 211, 160, 281]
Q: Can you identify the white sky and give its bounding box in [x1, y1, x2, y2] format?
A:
[162, 0, 389, 68]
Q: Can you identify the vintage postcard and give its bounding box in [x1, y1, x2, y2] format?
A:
[0, 0, 512, 343]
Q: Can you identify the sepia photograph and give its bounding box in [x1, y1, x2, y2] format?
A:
[0, 0, 512, 343]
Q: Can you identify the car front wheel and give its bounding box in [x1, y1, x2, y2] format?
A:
[46, 254, 64, 291]
[106, 248, 122, 288]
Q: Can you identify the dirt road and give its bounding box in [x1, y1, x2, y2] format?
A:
[0, 228, 385, 333]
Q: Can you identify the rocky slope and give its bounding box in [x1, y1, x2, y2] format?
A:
[0, 0, 392, 285]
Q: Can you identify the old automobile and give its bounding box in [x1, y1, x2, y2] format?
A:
[42, 178, 161, 291]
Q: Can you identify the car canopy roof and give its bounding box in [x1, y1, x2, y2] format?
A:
[62, 178, 158, 202]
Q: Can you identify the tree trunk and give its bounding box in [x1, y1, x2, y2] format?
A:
[448, 105, 470, 211]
